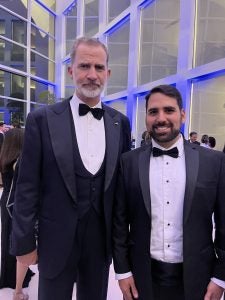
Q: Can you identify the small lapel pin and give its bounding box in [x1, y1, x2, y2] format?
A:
[114, 122, 119, 125]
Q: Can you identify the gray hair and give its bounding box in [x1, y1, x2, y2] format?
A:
[70, 37, 109, 65]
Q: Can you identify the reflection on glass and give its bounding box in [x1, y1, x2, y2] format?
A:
[0, 20, 5, 35]
[105, 99, 127, 115]
[0, 69, 26, 99]
[0, 0, 28, 18]
[0, 9, 27, 44]
[39, 0, 56, 11]
[31, 52, 55, 81]
[194, 0, 225, 66]
[191, 76, 225, 151]
[30, 79, 55, 104]
[65, 3, 77, 55]
[107, 21, 130, 95]
[139, 0, 180, 84]
[84, 0, 99, 37]
[31, 0, 55, 36]
[136, 94, 147, 147]
[108, 0, 130, 22]
[31, 25, 55, 60]
[0, 38, 26, 70]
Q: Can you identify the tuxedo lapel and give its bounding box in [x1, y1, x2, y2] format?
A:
[103, 105, 121, 192]
[46, 99, 77, 203]
[139, 146, 151, 217]
[183, 142, 199, 224]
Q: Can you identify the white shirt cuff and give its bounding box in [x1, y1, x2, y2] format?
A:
[115, 271, 133, 280]
[211, 277, 225, 289]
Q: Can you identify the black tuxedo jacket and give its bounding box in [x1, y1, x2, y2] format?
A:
[113, 141, 225, 300]
[11, 98, 131, 278]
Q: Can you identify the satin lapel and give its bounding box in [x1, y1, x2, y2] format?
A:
[46, 100, 77, 203]
[103, 105, 120, 192]
[139, 146, 151, 217]
[183, 142, 199, 224]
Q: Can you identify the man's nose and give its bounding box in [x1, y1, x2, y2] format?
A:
[156, 111, 167, 122]
[87, 67, 97, 80]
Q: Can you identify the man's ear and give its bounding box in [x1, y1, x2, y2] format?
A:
[68, 66, 73, 78]
[181, 108, 186, 124]
[107, 68, 111, 78]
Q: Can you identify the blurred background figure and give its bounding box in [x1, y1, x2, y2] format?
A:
[140, 130, 151, 146]
[188, 131, 200, 145]
[200, 134, 210, 148]
[208, 136, 216, 149]
[0, 128, 34, 300]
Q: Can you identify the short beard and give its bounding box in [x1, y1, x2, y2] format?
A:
[79, 86, 103, 99]
[150, 125, 180, 145]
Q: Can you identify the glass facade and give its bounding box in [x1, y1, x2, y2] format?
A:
[0, 1, 56, 125]
[0, 0, 224, 150]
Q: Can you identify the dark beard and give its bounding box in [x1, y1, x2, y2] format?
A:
[150, 123, 180, 144]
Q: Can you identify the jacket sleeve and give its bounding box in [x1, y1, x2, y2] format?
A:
[213, 153, 225, 280]
[113, 156, 131, 274]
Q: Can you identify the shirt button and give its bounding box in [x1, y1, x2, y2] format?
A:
[167, 223, 170, 226]
[92, 187, 96, 192]
[166, 180, 169, 183]
[167, 201, 170, 204]
[168, 244, 170, 247]
[166, 162, 169, 165]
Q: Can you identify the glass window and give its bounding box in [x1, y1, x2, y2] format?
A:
[65, 3, 77, 55]
[139, 0, 180, 84]
[65, 87, 75, 99]
[0, 38, 26, 70]
[30, 79, 55, 104]
[194, 0, 225, 66]
[84, 0, 99, 37]
[0, 0, 28, 18]
[3, 99, 26, 126]
[0, 9, 27, 43]
[107, 21, 130, 95]
[108, 0, 130, 22]
[136, 94, 147, 147]
[39, 0, 56, 11]
[31, 25, 55, 60]
[0, 20, 5, 35]
[31, 0, 55, 37]
[31, 52, 55, 82]
[104, 99, 127, 115]
[190, 75, 225, 151]
[0, 70, 26, 99]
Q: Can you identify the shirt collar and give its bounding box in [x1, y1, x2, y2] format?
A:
[70, 93, 102, 113]
[152, 134, 184, 157]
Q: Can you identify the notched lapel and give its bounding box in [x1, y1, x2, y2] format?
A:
[183, 143, 199, 224]
[46, 100, 77, 203]
[103, 107, 120, 192]
[139, 146, 151, 217]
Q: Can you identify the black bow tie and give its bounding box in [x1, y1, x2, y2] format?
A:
[79, 103, 104, 120]
[152, 147, 179, 158]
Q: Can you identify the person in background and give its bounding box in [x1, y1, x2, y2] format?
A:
[11, 37, 131, 300]
[200, 134, 210, 148]
[0, 128, 34, 300]
[188, 131, 200, 145]
[140, 130, 151, 146]
[209, 136, 216, 149]
[113, 85, 225, 300]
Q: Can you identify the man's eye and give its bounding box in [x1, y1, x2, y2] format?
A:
[148, 110, 157, 115]
[165, 108, 175, 113]
[79, 64, 89, 69]
[95, 65, 105, 71]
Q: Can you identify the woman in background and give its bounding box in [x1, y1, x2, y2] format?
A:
[0, 128, 34, 300]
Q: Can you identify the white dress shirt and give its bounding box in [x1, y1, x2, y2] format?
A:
[150, 135, 186, 262]
[70, 94, 105, 175]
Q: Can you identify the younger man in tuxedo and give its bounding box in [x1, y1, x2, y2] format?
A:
[113, 85, 225, 300]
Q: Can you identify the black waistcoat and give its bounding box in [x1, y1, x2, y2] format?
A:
[71, 118, 106, 219]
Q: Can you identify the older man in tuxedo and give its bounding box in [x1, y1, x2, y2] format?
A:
[113, 85, 225, 300]
[11, 37, 131, 300]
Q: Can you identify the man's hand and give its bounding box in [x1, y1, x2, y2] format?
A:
[118, 276, 139, 300]
[16, 249, 38, 266]
[204, 281, 224, 300]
